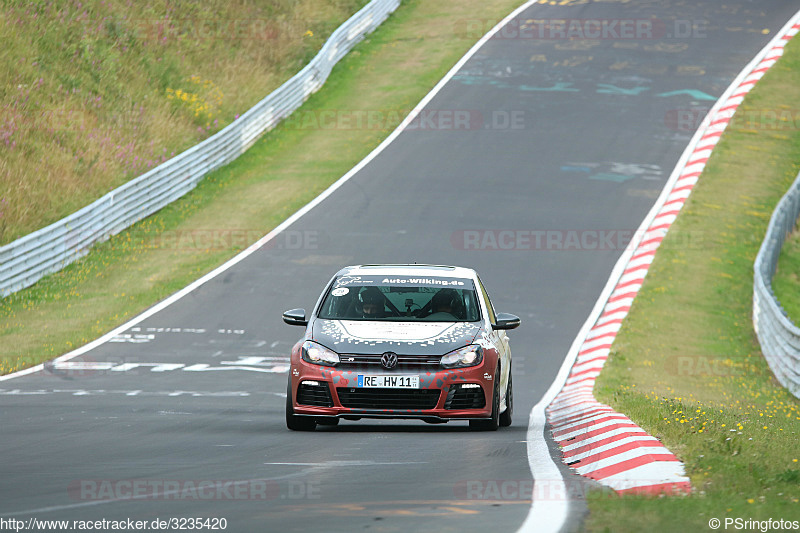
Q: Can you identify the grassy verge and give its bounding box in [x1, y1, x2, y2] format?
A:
[586, 36, 800, 531]
[0, 0, 523, 373]
[773, 222, 800, 323]
[0, 0, 368, 243]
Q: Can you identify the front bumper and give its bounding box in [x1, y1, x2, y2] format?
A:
[289, 359, 494, 421]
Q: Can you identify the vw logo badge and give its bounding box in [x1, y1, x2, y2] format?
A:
[380, 351, 398, 370]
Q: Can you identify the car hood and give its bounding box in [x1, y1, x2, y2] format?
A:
[312, 319, 482, 355]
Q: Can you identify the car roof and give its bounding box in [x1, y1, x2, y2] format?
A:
[336, 264, 478, 280]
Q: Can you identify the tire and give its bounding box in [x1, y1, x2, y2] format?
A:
[470, 366, 500, 431]
[499, 372, 513, 427]
[285, 379, 316, 431]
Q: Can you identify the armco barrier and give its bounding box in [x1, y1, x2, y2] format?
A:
[0, 0, 400, 298]
[753, 170, 800, 399]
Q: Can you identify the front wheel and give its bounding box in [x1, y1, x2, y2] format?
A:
[499, 372, 513, 427]
[286, 379, 316, 431]
[469, 367, 500, 431]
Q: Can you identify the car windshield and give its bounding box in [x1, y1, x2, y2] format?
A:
[317, 275, 481, 322]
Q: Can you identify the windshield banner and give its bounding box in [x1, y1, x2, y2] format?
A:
[333, 275, 473, 288]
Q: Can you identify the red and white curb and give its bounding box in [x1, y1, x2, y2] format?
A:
[546, 17, 800, 495]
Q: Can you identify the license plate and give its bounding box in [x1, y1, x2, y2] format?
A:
[357, 375, 419, 388]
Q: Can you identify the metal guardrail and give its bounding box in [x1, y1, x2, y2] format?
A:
[753, 170, 800, 398]
[0, 0, 400, 298]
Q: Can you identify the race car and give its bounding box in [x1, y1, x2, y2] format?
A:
[282, 264, 519, 431]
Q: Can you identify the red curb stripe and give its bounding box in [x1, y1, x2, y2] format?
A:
[566, 439, 667, 466]
[565, 372, 602, 386]
[551, 408, 614, 426]
[612, 277, 646, 292]
[563, 371, 599, 384]
[552, 415, 630, 438]
[583, 454, 680, 481]
[553, 421, 640, 443]
[567, 363, 606, 380]
[597, 309, 630, 324]
[637, 235, 665, 249]
[548, 397, 598, 413]
[620, 264, 650, 278]
[647, 222, 674, 234]
[587, 317, 624, 332]
[577, 343, 613, 357]
[655, 207, 683, 218]
[709, 117, 732, 127]
[607, 291, 637, 304]
[700, 131, 723, 142]
[561, 430, 650, 458]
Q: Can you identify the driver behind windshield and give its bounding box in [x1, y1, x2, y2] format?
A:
[428, 288, 460, 319]
[359, 287, 386, 319]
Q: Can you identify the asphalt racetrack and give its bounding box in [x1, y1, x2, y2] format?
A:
[1, 1, 798, 532]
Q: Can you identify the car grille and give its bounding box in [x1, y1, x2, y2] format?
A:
[444, 384, 486, 409]
[336, 388, 441, 410]
[337, 353, 441, 370]
[296, 381, 333, 407]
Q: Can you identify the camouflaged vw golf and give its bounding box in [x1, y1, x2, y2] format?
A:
[283, 265, 520, 431]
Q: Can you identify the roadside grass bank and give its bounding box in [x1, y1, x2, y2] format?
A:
[0, 0, 523, 373]
[586, 37, 800, 532]
[0, 0, 367, 244]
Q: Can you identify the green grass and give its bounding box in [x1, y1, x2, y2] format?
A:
[0, 0, 524, 373]
[773, 222, 800, 324]
[0, 0, 368, 244]
[586, 35, 800, 532]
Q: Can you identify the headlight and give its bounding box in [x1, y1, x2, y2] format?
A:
[301, 341, 340, 367]
[440, 345, 483, 368]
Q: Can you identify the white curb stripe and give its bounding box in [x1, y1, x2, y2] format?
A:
[564, 436, 662, 462]
[600, 462, 692, 492]
[574, 447, 677, 476]
[560, 427, 650, 452]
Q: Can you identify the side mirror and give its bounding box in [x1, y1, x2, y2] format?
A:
[493, 313, 520, 330]
[282, 308, 308, 326]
